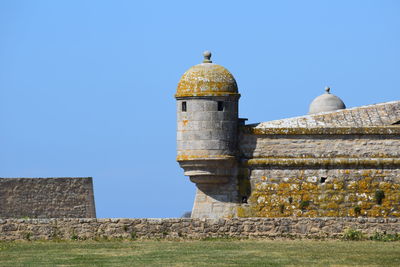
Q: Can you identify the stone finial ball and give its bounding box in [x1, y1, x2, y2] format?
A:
[203, 50, 212, 59]
[325, 86, 331, 93]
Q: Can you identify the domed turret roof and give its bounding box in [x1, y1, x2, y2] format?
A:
[175, 51, 239, 98]
[308, 87, 346, 114]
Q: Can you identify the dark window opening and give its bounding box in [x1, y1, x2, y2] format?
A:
[182, 101, 187, 112]
[241, 196, 248, 204]
[320, 177, 327, 183]
[393, 120, 400, 125]
[218, 101, 224, 111]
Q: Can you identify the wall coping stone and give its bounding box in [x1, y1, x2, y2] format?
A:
[241, 126, 400, 135]
[244, 157, 400, 167]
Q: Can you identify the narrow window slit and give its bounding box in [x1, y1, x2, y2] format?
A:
[218, 101, 224, 111]
[182, 101, 187, 112]
[320, 177, 327, 183]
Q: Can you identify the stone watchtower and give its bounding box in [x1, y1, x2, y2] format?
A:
[175, 51, 240, 218]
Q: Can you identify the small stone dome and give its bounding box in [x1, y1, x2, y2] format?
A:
[308, 87, 346, 114]
[175, 51, 239, 98]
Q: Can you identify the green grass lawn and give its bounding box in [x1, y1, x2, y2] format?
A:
[0, 239, 399, 267]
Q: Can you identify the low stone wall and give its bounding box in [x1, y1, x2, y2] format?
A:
[1, 218, 399, 241]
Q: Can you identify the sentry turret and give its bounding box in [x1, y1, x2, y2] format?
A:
[175, 51, 240, 184]
[175, 51, 240, 218]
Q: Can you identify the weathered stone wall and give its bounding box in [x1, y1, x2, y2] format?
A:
[239, 132, 400, 159]
[0, 178, 96, 219]
[237, 130, 400, 218]
[238, 167, 400, 218]
[0, 218, 399, 241]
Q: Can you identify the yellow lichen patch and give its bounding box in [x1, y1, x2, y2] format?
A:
[325, 184, 334, 190]
[371, 181, 379, 188]
[387, 192, 400, 203]
[325, 210, 339, 217]
[338, 209, 349, 217]
[176, 63, 239, 98]
[348, 207, 363, 217]
[244, 158, 400, 167]
[367, 207, 384, 217]
[379, 182, 393, 190]
[326, 202, 339, 210]
[176, 155, 235, 161]
[361, 170, 371, 177]
[236, 205, 256, 218]
[347, 181, 358, 191]
[303, 210, 318, 217]
[300, 194, 312, 202]
[182, 120, 188, 126]
[176, 92, 239, 98]
[347, 194, 357, 202]
[302, 182, 318, 192]
[358, 177, 373, 191]
[358, 201, 370, 210]
[333, 181, 344, 190]
[277, 183, 291, 192]
[244, 175, 400, 218]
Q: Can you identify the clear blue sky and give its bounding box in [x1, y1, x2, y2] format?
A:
[1, 1, 399, 218]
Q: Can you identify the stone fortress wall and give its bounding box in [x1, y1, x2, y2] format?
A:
[236, 104, 400, 218]
[175, 52, 400, 219]
[0, 178, 96, 219]
[239, 165, 400, 218]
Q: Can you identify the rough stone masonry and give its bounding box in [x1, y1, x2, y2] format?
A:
[0, 178, 96, 219]
[1, 218, 399, 241]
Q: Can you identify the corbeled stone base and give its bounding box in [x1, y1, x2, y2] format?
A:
[191, 182, 238, 219]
